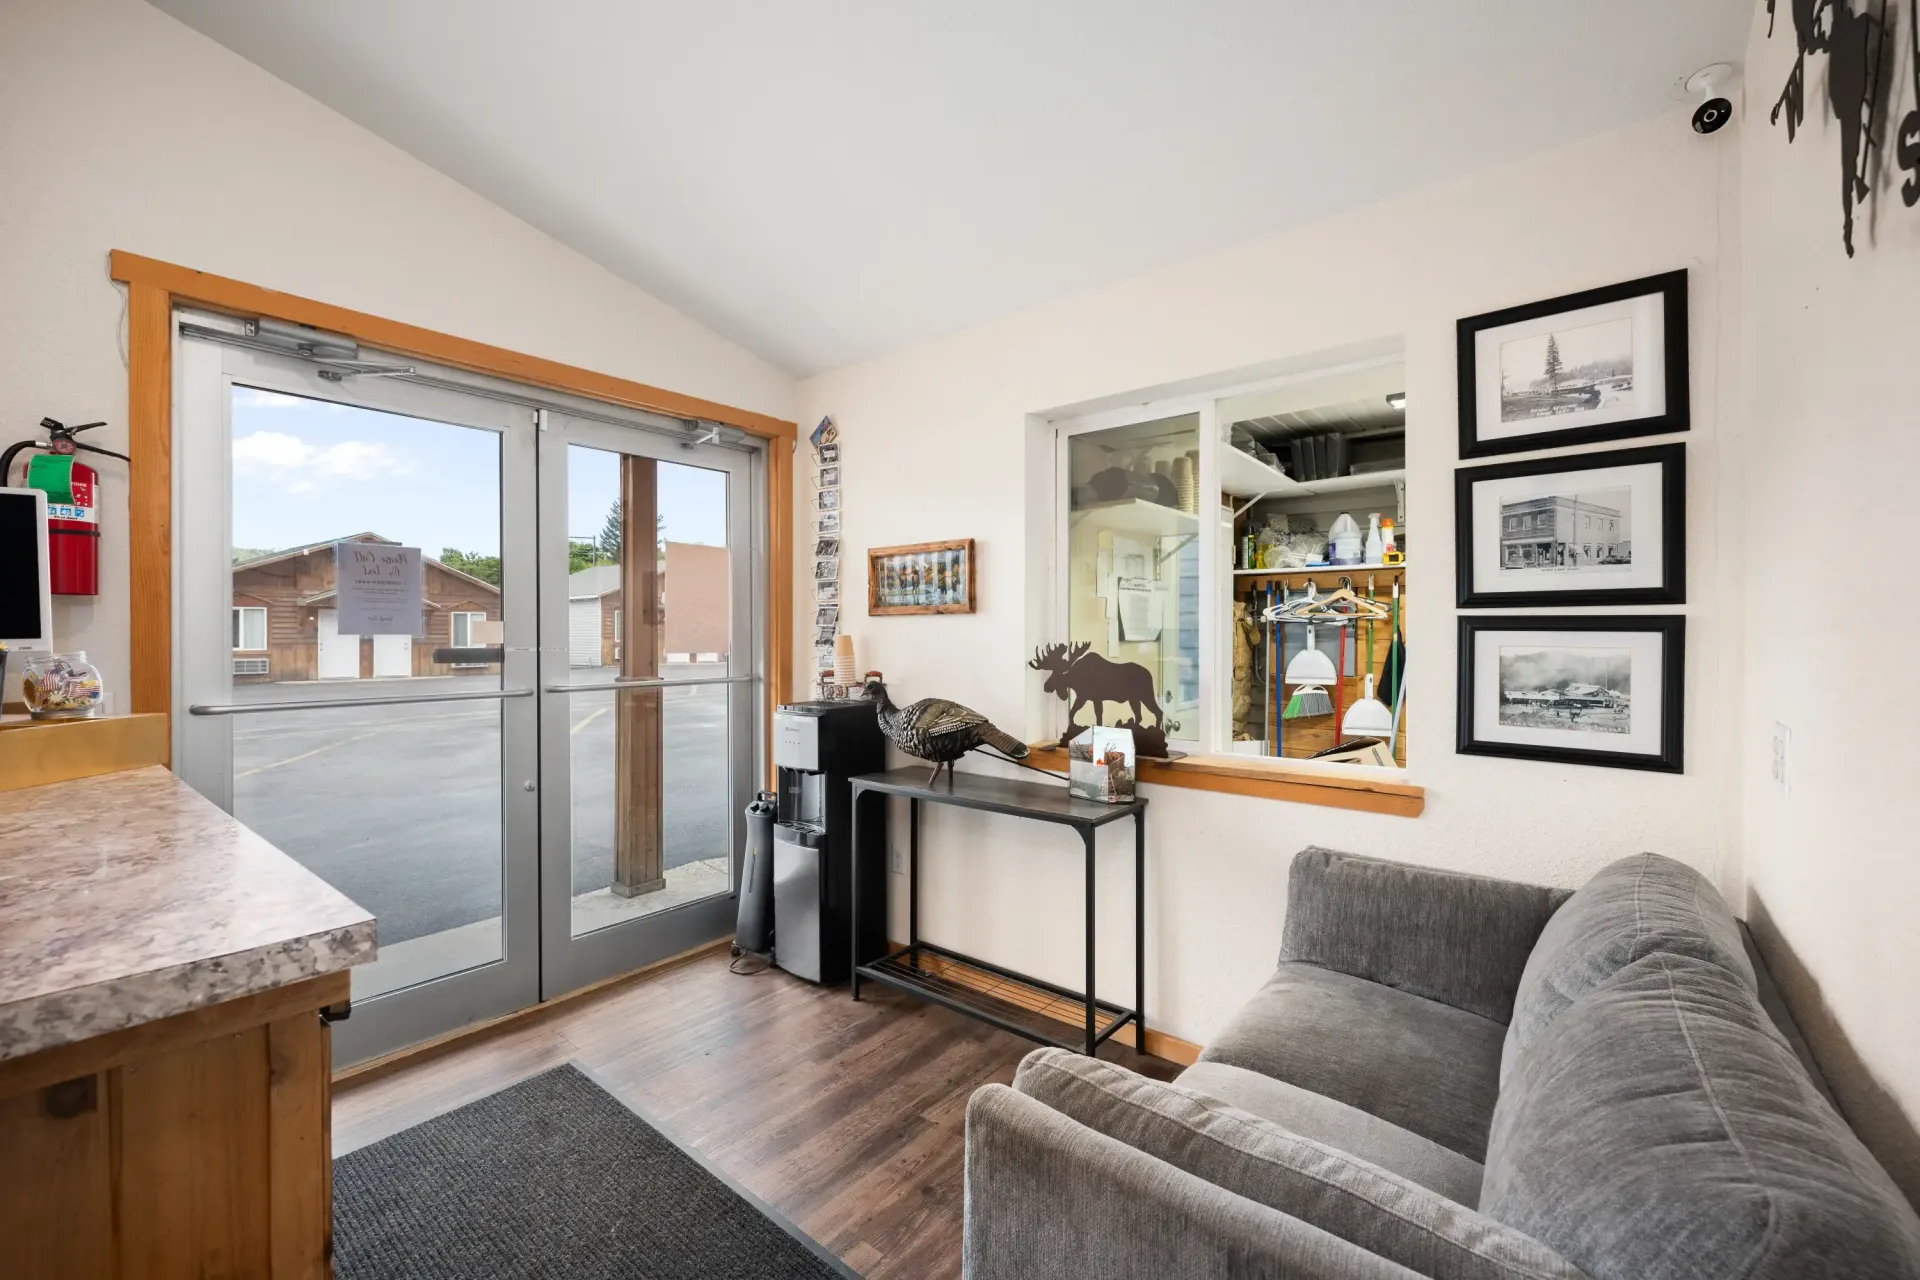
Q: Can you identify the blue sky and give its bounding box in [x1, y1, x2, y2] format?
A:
[230, 387, 727, 556]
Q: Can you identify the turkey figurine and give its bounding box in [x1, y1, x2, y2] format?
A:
[864, 678, 1028, 784]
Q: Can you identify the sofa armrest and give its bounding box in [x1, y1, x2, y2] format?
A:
[964, 1084, 1421, 1280]
[1281, 847, 1569, 1024]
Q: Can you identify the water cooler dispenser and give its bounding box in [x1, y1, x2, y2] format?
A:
[770, 700, 887, 984]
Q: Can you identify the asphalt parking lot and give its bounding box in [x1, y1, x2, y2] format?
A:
[230, 666, 732, 945]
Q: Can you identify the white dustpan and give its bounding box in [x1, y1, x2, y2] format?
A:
[1285, 625, 1338, 686]
[1341, 673, 1393, 737]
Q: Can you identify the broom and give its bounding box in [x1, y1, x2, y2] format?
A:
[1284, 622, 1334, 719]
[1379, 577, 1407, 710]
[1281, 586, 1306, 719]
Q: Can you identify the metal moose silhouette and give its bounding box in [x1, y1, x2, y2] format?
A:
[1029, 642, 1169, 757]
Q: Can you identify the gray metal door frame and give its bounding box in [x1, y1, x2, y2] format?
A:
[174, 330, 541, 1066]
[534, 409, 761, 996]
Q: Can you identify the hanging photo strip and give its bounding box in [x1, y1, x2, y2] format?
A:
[811, 416, 843, 697]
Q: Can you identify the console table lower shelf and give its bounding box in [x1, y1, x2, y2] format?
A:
[847, 767, 1147, 1057]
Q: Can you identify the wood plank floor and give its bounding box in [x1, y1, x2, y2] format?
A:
[333, 948, 1179, 1279]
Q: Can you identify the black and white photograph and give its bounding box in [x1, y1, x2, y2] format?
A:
[1496, 645, 1631, 734]
[817, 487, 840, 511]
[1457, 615, 1683, 773]
[813, 557, 837, 581]
[1456, 443, 1683, 608]
[818, 465, 841, 488]
[815, 581, 839, 605]
[1458, 270, 1687, 457]
[816, 442, 840, 464]
[814, 537, 839, 558]
[816, 511, 840, 535]
[1500, 317, 1633, 423]
[814, 625, 836, 646]
[815, 604, 839, 629]
[1498, 486, 1630, 569]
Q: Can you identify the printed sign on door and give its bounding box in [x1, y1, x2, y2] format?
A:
[335, 543, 423, 635]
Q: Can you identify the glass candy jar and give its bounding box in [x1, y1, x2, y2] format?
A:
[21, 651, 105, 720]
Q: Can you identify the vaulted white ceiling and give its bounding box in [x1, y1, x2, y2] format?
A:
[152, 1, 1751, 376]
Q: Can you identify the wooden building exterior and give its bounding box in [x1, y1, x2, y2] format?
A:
[230, 534, 502, 683]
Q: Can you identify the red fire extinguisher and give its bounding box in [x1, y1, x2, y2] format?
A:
[1, 419, 127, 597]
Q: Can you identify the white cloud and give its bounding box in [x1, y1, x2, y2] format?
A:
[232, 430, 410, 493]
[232, 430, 312, 469]
[313, 439, 401, 480]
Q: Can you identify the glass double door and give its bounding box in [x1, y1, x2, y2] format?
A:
[176, 334, 758, 1065]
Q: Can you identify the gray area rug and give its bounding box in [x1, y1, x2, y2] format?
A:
[334, 1063, 855, 1279]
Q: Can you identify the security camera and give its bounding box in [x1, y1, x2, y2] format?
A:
[1692, 97, 1733, 134]
[1687, 65, 1735, 135]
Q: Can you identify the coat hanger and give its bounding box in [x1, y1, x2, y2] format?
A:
[1286, 578, 1390, 622]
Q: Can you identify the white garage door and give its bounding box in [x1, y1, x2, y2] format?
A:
[568, 599, 601, 667]
[316, 608, 360, 679]
[373, 632, 412, 678]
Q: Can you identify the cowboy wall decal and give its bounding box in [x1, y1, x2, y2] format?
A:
[1767, 0, 1899, 256]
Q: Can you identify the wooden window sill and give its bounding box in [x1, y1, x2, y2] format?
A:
[1023, 743, 1424, 818]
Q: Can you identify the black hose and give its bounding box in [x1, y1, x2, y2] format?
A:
[0, 439, 38, 486]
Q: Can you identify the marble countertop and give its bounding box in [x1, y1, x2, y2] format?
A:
[0, 766, 376, 1062]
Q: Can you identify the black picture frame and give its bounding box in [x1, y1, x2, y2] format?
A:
[1457, 269, 1689, 458]
[1456, 614, 1685, 774]
[1455, 443, 1685, 608]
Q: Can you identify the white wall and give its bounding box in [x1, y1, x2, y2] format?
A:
[797, 108, 1745, 1049]
[1739, 4, 1920, 1201]
[0, 0, 795, 700]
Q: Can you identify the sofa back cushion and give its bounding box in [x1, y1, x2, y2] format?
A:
[1014, 1048, 1587, 1280]
[1482, 953, 1920, 1280]
[1502, 852, 1749, 1083]
[1282, 847, 1570, 1024]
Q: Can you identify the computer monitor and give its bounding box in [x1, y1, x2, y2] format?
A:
[0, 487, 55, 651]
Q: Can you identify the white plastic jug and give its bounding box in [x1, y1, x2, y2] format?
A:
[1329, 512, 1363, 566]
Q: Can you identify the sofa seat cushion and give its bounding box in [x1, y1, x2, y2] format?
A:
[1198, 962, 1506, 1162]
[1482, 953, 1920, 1280]
[1502, 853, 1750, 1085]
[1014, 1049, 1586, 1280]
[1179, 1061, 1486, 1207]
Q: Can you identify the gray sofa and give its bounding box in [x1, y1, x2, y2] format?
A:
[964, 848, 1920, 1279]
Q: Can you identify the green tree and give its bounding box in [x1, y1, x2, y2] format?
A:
[438, 547, 502, 586]
[568, 540, 603, 573]
[598, 500, 623, 560]
[1542, 333, 1564, 390]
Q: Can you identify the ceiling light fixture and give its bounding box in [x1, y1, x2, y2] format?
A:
[1385, 392, 1406, 410]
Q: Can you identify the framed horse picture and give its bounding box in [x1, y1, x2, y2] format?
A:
[867, 539, 975, 615]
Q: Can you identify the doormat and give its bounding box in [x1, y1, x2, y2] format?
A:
[333, 1063, 856, 1279]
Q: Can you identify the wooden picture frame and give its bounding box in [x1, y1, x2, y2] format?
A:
[1456, 614, 1684, 774]
[1457, 269, 1689, 458]
[1455, 443, 1685, 608]
[867, 539, 976, 616]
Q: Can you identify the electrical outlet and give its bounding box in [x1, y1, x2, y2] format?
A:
[891, 844, 905, 875]
[1771, 722, 1791, 795]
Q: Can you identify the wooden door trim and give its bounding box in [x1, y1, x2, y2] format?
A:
[110, 250, 795, 777]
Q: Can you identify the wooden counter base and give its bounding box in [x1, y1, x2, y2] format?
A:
[0, 971, 346, 1279]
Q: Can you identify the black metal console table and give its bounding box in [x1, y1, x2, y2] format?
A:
[848, 767, 1146, 1056]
